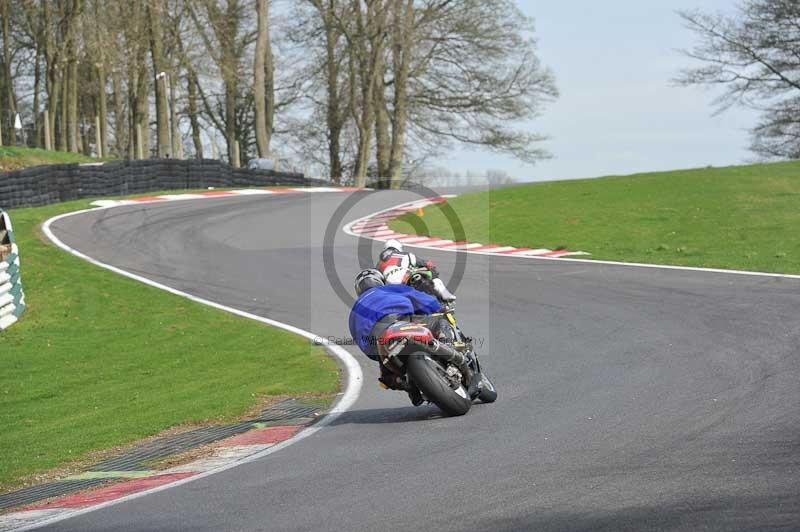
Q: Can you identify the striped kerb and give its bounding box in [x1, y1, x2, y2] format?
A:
[345, 197, 589, 260]
[0, 209, 25, 330]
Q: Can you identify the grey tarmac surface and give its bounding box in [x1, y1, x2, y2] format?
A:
[44, 190, 800, 531]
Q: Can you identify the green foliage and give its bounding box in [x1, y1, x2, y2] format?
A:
[0, 200, 337, 488]
[390, 161, 800, 274]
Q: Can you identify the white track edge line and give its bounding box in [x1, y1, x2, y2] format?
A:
[16, 206, 365, 532]
[343, 198, 800, 281]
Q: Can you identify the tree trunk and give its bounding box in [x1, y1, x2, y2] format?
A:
[350, 0, 386, 185]
[169, 72, 181, 158]
[373, 50, 390, 186]
[68, 56, 79, 152]
[263, 10, 274, 154]
[97, 65, 108, 156]
[224, 78, 236, 163]
[320, 0, 343, 183]
[351, 1, 368, 184]
[135, 41, 150, 158]
[66, 0, 82, 153]
[348, 51, 369, 185]
[81, 112, 90, 155]
[1, 1, 17, 143]
[219, 1, 240, 164]
[148, 0, 170, 158]
[137, 82, 150, 158]
[43, 2, 58, 151]
[387, 0, 413, 188]
[49, 70, 61, 151]
[59, 63, 68, 151]
[254, 0, 269, 157]
[187, 70, 203, 158]
[33, 42, 42, 147]
[130, 64, 150, 159]
[112, 70, 126, 156]
[357, 0, 388, 185]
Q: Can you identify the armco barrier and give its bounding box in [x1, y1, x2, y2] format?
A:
[0, 209, 25, 330]
[0, 159, 327, 209]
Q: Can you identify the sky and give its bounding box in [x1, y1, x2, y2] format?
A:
[443, 1, 759, 182]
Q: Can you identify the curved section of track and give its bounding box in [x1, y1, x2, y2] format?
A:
[44, 190, 800, 531]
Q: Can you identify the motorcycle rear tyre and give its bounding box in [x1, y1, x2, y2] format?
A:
[407, 353, 471, 416]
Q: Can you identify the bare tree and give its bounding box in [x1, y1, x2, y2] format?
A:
[677, 1, 800, 159]
[400, 1, 557, 177]
[253, 0, 273, 156]
[66, 0, 83, 152]
[148, 0, 170, 157]
[302, 0, 350, 181]
[189, 0, 255, 164]
[349, 0, 555, 187]
[85, 0, 110, 156]
[344, 0, 389, 185]
[3, 0, 555, 178]
[186, 69, 203, 157]
[0, 0, 18, 141]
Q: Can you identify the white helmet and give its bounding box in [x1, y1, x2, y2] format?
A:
[384, 239, 403, 252]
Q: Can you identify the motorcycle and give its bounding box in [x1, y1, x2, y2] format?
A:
[376, 301, 497, 416]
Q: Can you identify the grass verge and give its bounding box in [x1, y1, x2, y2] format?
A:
[389, 161, 800, 274]
[0, 146, 110, 172]
[0, 199, 338, 490]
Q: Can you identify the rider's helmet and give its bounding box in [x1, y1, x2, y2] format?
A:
[354, 268, 385, 295]
[383, 239, 403, 253]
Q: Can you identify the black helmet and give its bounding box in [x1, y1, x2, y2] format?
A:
[354, 268, 385, 295]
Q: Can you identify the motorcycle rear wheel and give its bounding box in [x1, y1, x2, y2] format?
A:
[407, 353, 472, 416]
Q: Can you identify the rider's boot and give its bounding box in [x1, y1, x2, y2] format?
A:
[466, 370, 482, 399]
[432, 278, 456, 302]
[378, 363, 398, 389]
[407, 386, 424, 407]
[380, 364, 424, 406]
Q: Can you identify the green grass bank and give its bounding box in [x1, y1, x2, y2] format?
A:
[0, 146, 109, 172]
[0, 200, 338, 490]
[389, 161, 800, 274]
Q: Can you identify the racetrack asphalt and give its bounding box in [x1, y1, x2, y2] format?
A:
[43, 190, 800, 531]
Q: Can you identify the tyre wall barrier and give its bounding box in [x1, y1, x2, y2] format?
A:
[0, 159, 327, 209]
[0, 209, 25, 330]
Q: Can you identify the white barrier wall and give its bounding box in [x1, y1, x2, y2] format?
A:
[0, 209, 26, 330]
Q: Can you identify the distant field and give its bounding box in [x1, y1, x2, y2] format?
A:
[389, 161, 800, 274]
[0, 146, 109, 172]
[0, 199, 337, 490]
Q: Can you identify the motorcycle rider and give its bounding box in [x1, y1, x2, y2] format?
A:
[376, 239, 457, 302]
[348, 268, 450, 406]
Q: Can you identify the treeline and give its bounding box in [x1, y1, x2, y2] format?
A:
[678, 0, 800, 160]
[1, 0, 556, 186]
[416, 167, 518, 187]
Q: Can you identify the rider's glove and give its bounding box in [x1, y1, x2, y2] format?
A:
[410, 275, 436, 295]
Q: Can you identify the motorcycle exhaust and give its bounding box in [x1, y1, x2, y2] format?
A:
[426, 339, 475, 392]
[426, 338, 468, 367]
